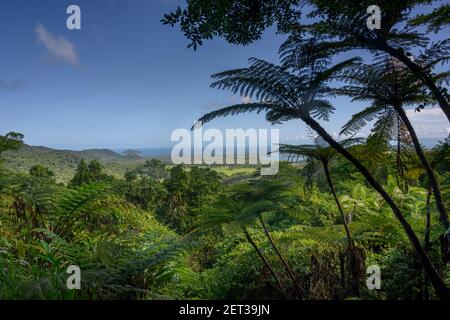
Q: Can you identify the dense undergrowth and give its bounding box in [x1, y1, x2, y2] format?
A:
[1, 138, 449, 299]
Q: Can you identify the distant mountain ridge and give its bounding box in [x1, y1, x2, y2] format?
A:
[5, 145, 130, 160]
[1, 144, 146, 183]
[78, 148, 124, 160]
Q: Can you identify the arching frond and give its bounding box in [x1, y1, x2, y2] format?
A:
[310, 57, 362, 88]
[340, 105, 382, 136]
[201, 53, 361, 127]
[434, 71, 450, 86]
[279, 144, 318, 158]
[279, 36, 355, 73]
[211, 58, 302, 106]
[235, 200, 279, 226]
[194, 102, 297, 128]
[368, 109, 397, 146]
[278, 137, 364, 164]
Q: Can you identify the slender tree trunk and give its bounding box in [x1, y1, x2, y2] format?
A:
[322, 160, 352, 242]
[242, 227, 288, 299]
[302, 114, 450, 300]
[322, 160, 360, 296]
[441, 235, 449, 264]
[396, 124, 402, 189]
[424, 186, 432, 254]
[383, 45, 450, 122]
[395, 118, 407, 191]
[339, 252, 346, 292]
[258, 214, 298, 287]
[395, 106, 449, 244]
[423, 185, 432, 300]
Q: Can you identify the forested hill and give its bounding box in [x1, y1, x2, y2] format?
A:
[0, 144, 148, 183]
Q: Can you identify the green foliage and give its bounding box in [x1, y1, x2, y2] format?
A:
[69, 159, 114, 187]
[122, 174, 167, 212]
[29, 165, 55, 180]
[161, 165, 223, 232]
[162, 0, 301, 49]
[0, 167, 196, 299]
[408, 4, 450, 32]
[431, 137, 450, 174]
[3, 0, 449, 299]
[125, 159, 168, 181]
[1, 144, 153, 184]
[0, 132, 23, 158]
[1, 146, 449, 299]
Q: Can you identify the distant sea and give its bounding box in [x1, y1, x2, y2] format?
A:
[417, 137, 446, 148]
[114, 147, 173, 157]
[113, 137, 444, 158]
[114, 146, 289, 161]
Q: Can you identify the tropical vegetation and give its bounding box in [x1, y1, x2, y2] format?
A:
[1, 0, 449, 300]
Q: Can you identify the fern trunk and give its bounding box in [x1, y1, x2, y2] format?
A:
[322, 160, 360, 296]
[395, 106, 449, 241]
[258, 214, 299, 292]
[424, 186, 432, 254]
[321, 160, 352, 242]
[302, 114, 450, 300]
[423, 186, 432, 300]
[382, 44, 450, 122]
[242, 227, 288, 299]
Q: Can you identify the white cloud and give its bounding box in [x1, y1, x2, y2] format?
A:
[242, 96, 252, 104]
[405, 107, 450, 138]
[201, 100, 224, 111]
[338, 107, 449, 140]
[35, 24, 79, 67]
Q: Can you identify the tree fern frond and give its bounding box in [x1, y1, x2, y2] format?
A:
[194, 103, 285, 128]
[340, 105, 382, 136]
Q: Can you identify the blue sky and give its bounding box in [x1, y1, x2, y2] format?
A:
[0, 0, 448, 149]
